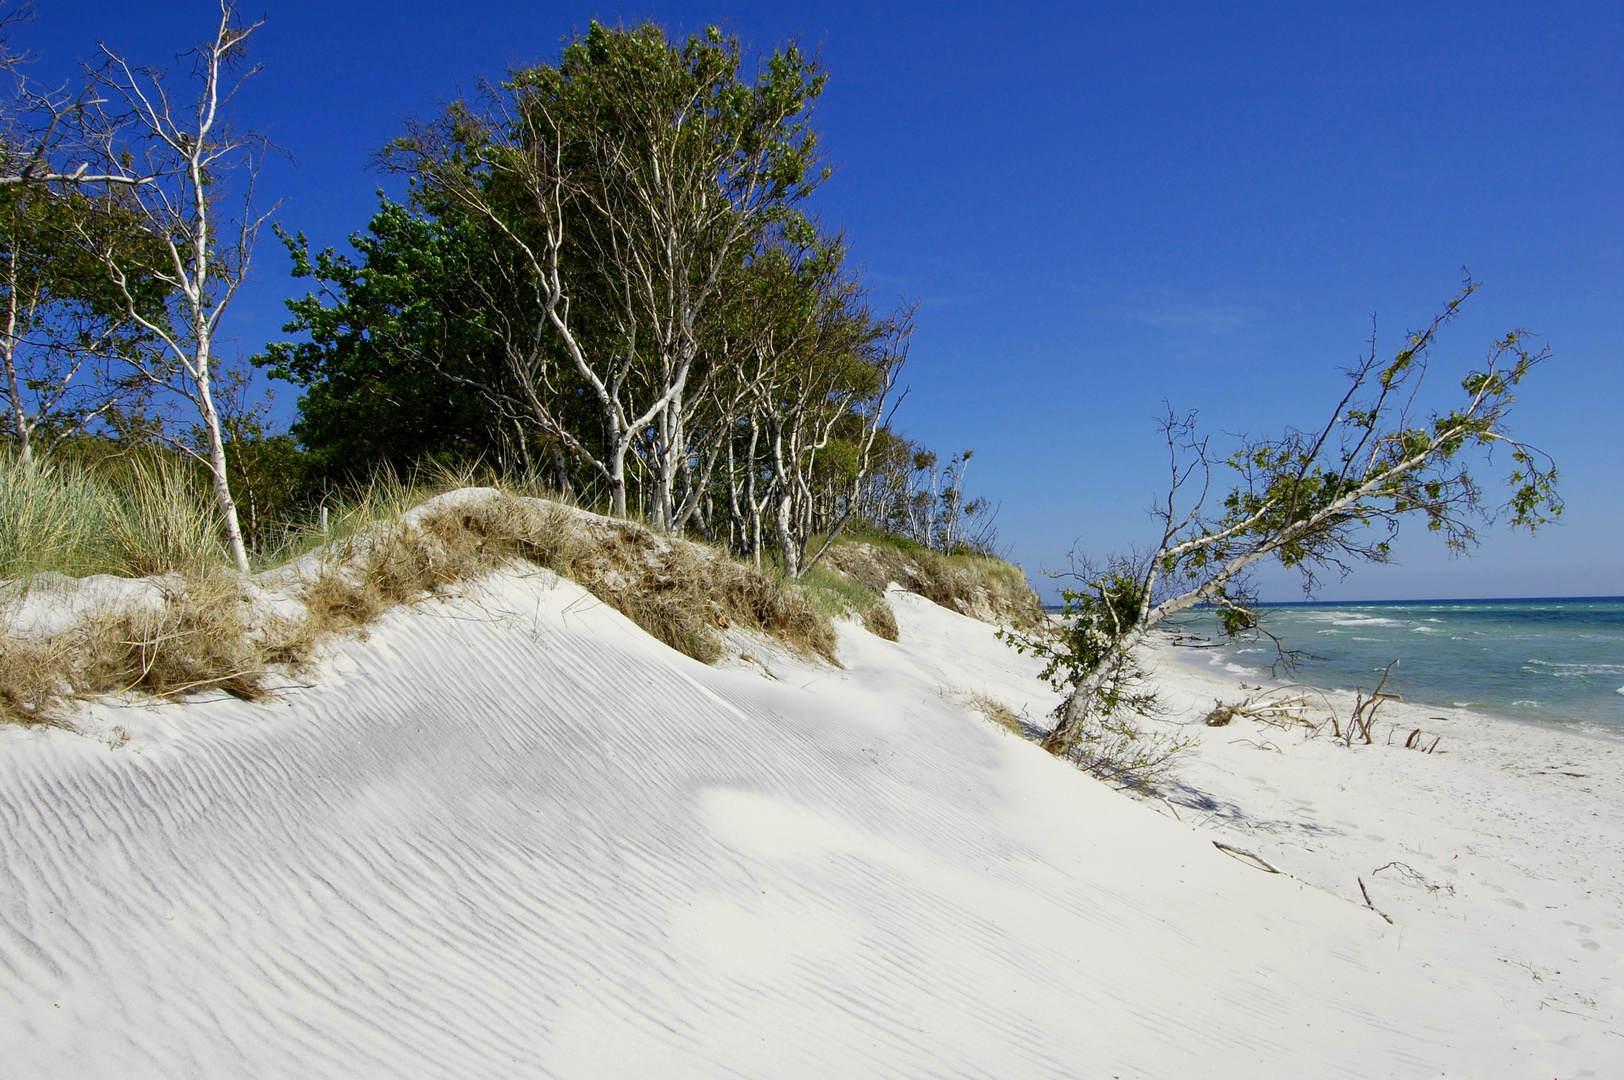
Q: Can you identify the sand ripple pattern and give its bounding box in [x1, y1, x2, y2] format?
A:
[1, 573, 1507, 1077]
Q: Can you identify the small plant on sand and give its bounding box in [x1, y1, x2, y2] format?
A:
[964, 692, 1028, 737]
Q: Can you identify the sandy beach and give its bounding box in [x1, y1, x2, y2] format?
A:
[1148, 640, 1624, 1064]
[1, 569, 1620, 1077]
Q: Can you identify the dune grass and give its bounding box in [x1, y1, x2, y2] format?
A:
[0, 484, 843, 728]
[1, 452, 224, 581]
[1, 451, 1042, 731]
[822, 533, 1045, 632]
[795, 566, 899, 641]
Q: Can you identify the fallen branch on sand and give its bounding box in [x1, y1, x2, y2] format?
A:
[1213, 841, 1282, 874]
[1203, 688, 1330, 734]
[1358, 877, 1396, 924]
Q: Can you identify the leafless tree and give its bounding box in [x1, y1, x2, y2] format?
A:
[81, 2, 273, 572]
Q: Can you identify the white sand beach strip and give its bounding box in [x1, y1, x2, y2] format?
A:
[1, 574, 1620, 1077]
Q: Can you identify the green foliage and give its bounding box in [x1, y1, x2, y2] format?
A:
[795, 565, 882, 619]
[0, 453, 121, 578]
[258, 203, 515, 480]
[0, 183, 168, 453]
[107, 455, 224, 576]
[1002, 566, 1153, 714]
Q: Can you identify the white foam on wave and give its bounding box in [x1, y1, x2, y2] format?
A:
[1524, 659, 1624, 678]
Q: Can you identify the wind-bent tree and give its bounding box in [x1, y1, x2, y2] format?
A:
[1017, 282, 1561, 764]
[383, 20, 826, 522]
[84, 2, 274, 572]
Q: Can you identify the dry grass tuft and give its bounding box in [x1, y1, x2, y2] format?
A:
[0, 489, 842, 731]
[0, 633, 75, 728]
[295, 493, 579, 638]
[824, 540, 1045, 632]
[564, 515, 835, 663]
[862, 598, 899, 641]
[0, 571, 298, 727]
[293, 491, 835, 664]
[966, 692, 1027, 736]
[80, 574, 279, 702]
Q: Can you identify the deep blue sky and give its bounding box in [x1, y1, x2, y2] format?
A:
[21, 2, 1622, 601]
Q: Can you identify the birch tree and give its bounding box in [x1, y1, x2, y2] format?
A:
[1011, 282, 1562, 762]
[385, 21, 825, 522]
[733, 232, 905, 577]
[0, 1, 147, 191]
[84, 2, 273, 572]
[562, 24, 826, 531]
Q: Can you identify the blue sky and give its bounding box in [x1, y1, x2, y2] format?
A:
[21, 2, 1622, 601]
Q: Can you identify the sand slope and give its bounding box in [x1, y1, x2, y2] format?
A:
[1, 571, 1615, 1077]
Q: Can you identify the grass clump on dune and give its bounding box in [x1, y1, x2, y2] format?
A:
[796, 566, 898, 641]
[0, 470, 862, 730]
[823, 532, 1044, 632]
[303, 492, 838, 664]
[1, 571, 300, 728]
[1, 452, 224, 581]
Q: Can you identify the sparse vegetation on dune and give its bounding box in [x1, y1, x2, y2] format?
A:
[0, 452, 223, 580]
[823, 533, 1045, 632]
[1, 473, 1052, 729]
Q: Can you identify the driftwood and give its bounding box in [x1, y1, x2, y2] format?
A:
[1213, 842, 1282, 874]
[1203, 688, 1330, 734]
[1357, 877, 1395, 924]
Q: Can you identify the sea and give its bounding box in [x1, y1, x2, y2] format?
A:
[1166, 597, 1624, 733]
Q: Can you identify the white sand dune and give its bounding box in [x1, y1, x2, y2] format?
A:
[2, 568, 1619, 1077]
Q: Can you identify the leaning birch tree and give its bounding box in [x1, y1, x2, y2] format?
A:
[84, 2, 273, 572]
[1012, 282, 1562, 765]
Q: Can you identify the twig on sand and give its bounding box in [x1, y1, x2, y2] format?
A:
[1214, 841, 1281, 874]
[1358, 876, 1395, 924]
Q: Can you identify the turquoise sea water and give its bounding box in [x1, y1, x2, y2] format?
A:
[1169, 597, 1624, 732]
